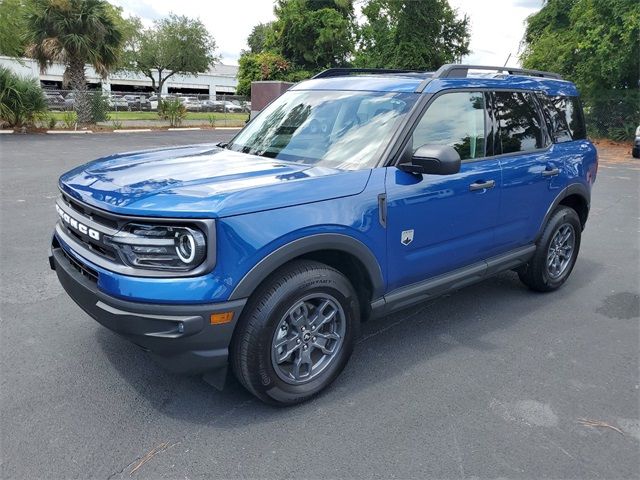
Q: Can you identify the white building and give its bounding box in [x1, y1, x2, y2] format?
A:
[0, 55, 238, 95]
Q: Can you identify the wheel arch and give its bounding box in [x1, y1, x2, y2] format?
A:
[537, 183, 590, 240]
[228, 234, 385, 316]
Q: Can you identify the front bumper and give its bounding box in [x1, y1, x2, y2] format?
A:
[50, 245, 246, 375]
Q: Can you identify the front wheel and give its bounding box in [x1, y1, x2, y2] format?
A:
[518, 206, 582, 292]
[231, 260, 360, 405]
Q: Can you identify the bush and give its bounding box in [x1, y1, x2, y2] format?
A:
[62, 110, 77, 129]
[89, 91, 110, 123]
[584, 89, 640, 141]
[0, 66, 48, 127]
[158, 98, 187, 127]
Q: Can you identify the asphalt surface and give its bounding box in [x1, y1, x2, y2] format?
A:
[1, 131, 638, 479]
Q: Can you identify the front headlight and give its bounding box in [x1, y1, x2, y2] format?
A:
[105, 224, 206, 271]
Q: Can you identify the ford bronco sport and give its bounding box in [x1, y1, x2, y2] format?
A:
[50, 65, 597, 405]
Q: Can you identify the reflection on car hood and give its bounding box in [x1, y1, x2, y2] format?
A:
[59, 143, 371, 218]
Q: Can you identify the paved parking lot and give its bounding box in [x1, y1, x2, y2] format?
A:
[1, 132, 638, 479]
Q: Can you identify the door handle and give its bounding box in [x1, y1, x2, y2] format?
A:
[469, 180, 496, 191]
[542, 167, 560, 177]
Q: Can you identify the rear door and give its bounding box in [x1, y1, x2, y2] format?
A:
[385, 91, 503, 292]
[492, 91, 566, 251]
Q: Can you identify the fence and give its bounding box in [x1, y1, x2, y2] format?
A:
[42, 89, 251, 128]
[582, 90, 639, 142]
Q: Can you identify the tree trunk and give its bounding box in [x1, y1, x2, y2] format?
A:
[68, 57, 91, 126]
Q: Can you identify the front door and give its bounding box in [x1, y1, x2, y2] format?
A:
[385, 91, 502, 293]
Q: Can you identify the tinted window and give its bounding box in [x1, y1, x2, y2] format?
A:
[543, 95, 587, 142]
[494, 92, 546, 154]
[412, 92, 487, 161]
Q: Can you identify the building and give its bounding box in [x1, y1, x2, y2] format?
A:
[0, 55, 238, 95]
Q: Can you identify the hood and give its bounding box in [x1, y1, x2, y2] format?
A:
[59, 143, 372, 218]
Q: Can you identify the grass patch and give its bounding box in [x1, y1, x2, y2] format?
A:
[50, 111, 249, 123]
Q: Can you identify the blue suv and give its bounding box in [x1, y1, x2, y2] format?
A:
[50, 65, 597, 405]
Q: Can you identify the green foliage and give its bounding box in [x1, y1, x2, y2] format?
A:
[0, 66, 48, 127]
[0, 0, 28, 57]
[207, 114, 217, 127]
[237, 52, 292, 96]
[354, 0, 470, 69]
[62, 110, 77, 129]
[247, 23, 274, 54]
[47, 115, 56, 129]
[521, 0, 640, 140]
[89, 91, 110, 123]
[24, 0, 124, 125]
[268, 0, 354, 70]
[127, 15, 217, 96]
[158, 97, 187, 127]
[25, 0, 124, 79]
[110, 119, 122, 129]
[521, 0, 639, 95]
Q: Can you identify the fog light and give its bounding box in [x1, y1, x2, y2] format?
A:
[177, 322, 185, 333]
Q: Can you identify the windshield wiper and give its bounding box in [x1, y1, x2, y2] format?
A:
[216, 141, 228, 149]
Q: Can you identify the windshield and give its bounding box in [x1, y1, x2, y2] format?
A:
[227, 89, 417, 170]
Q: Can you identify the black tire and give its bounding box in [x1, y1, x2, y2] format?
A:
[518, 206, 582, 292]
[230, 260, 360, 406]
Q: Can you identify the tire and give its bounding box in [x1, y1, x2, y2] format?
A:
[231, 260, 360, 406]
[518, 206, 582, 292]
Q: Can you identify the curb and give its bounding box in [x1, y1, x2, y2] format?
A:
[0, 130, 14, 134]
[215, 127, 242, 130]
[114, 129, 153, 133]
[167, 127, 202, 131]
[47, 130, 93, 134]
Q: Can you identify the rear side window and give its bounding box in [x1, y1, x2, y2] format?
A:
[542, 95, 587, 142]
[412, 91, 487, 161]
[494, 91, 546, 154]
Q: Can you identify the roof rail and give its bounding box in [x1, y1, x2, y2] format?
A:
[312, 68, 427, 79]
[415, 64, 563, 92]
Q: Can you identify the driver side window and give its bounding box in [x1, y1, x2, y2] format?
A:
[412, 92, 488, 161]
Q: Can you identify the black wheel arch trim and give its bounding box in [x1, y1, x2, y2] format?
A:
[536, 183, 590, 240]
[228, 233, 385, 301]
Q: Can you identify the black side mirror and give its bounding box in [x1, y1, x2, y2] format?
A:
[398, 144, 461, 175]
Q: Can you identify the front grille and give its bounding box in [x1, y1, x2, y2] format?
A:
[61, 247, 99, 283]
[62, 193, 118, 229]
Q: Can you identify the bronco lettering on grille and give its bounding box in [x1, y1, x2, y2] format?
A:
[56, 204, 100, 240]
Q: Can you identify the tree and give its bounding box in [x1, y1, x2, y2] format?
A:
[236, 52, 292, 96]
[521, 0, 640, 138]
[24, 0, 123, 125]
[127, 15, 217, 101]
[247, 23, 274, 54]
[0, 0, 28, 57]
[267, 0, 355, 70]
[355, 0, 470, 70]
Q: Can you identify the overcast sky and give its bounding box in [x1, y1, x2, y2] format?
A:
[108, 0, 543, 67]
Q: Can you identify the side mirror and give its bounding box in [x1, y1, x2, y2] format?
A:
[398, 144, 461, 175]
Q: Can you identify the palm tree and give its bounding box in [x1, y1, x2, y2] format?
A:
[25, 0, 122, 125]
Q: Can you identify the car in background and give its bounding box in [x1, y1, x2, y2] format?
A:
[633, 125, 640, 158]
[108, 95, 130, 110]
[123, 95, 151, 112]
[177, 96, 203, 112]
[63, 92, 75, 110]
[203, 100, 244, 113]
[44, 92, 65, 110]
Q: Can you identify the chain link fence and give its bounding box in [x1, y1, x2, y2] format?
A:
[42, 89, 251, 128]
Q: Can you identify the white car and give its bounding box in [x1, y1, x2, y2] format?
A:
[633, 125, 640, 158]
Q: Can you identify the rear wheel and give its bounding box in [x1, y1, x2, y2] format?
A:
[231, 260, 359, 405]
[519, 206, 581, 292]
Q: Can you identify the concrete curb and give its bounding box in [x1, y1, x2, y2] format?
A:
[47, 130, 92, 134]
[0, 130, 14, 134]
[114, 129, 153, 133]
[215, 127, 242, 130]
[167, 127, 202, 131]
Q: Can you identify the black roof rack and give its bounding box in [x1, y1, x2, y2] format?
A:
[312, 68, 428, 79]
[415, 64, 563, 92]
[310, 64, 563, 92]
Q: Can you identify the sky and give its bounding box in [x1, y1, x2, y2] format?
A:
[108, 0, 544, 68]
